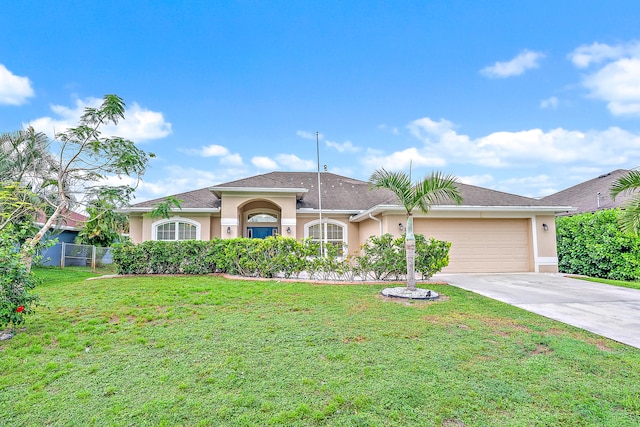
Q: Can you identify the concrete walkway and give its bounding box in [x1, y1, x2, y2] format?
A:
[433, 272, 640, 349]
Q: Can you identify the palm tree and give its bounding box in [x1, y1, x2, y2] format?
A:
[610, 169, 640, 234]
[369, 167, 463, 291]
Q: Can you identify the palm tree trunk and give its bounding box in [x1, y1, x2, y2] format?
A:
[406, 215, 416, 291]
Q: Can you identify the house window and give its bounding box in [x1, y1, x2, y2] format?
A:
[153, 219, 200, 241]
[306, 220, 346, 256]
[247, 213, 277, 223]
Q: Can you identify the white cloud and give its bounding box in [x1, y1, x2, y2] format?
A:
[275, 154, 315, 170]
[496, 175, 554, 198]
[252, 156, 278, 170]
[222, 153, 243, 166]
[569, 41, 640, 117]
[0, 64, 35, 105]
[28, 97, 171, 141]
[481, 50, 545, 78]
[328, 166, 355, 176]
[406, 116, 640, 169]
[540, 96, 558, 109]
[114, 103, 172, 141]
[110, 165, 250, 202]
[325, 140, 360, 153]
[201, 144, 229, 156]
[251, 154, 314, 171]
[568, 41, 636, 68]
[182, 144, 229, 157]
[297, 130, 323, 140]
[459, 174, 494, 187]
[378, 124, 400, 135]
[583, 58, 640, 116]
[361, 146, 447, 171]
[180, 144, 243, 166]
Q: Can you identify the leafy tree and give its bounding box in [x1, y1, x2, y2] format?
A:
[0, 127, 52, 185]
[611, 169, 640, 234]
[76, 199, 129, 247]
[147, 195, 183, 219]
[369, 167, 462, 291]
[0, 128, 53, 233]
[8, 94, 155, 269]
[0, 182, 41, 232]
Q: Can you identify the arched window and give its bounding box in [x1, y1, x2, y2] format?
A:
[152, 218, 200, 241]
[305, 219, 347, 256]
[247, 213, 277, 223]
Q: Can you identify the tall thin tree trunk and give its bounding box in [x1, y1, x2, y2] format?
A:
[21, 201, 66, 273]
[406, 215, 416, 291]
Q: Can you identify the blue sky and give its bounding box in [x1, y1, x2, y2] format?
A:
[3, 0, 640, 202]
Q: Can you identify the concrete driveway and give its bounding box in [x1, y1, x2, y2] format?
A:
[433, 273, 640, 349]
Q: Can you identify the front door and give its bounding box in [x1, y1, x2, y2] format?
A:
[247, 227, 277, 238]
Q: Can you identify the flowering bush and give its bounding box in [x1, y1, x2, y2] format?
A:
[0, 224, 39, 329]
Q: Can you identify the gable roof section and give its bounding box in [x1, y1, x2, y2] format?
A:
[212, 172, 394, 211]
[126, 187, 220, 210]
[126, 171, 570, 215]
[541, 169, 633, 215]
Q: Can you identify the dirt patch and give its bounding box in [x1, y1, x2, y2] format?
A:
[546, 328, 615, 352]
[531, 343, 553, 355]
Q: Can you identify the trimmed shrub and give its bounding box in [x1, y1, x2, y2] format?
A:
[556, 209, 640, 281]
[112, 233, 452, 281]
[356, 233, 451, 280]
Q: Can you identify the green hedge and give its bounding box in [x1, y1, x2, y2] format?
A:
[112, 234, 451, 281]
[556, 209, 640, 281]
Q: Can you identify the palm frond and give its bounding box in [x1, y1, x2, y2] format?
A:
[416, 172, 463, 211]
[618, 195, 640, 235]
[369, 168, 463, 214]
[611, 169, 640, 200]
[369, 168, 414, 212]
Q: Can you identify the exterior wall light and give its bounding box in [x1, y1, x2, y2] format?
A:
[542, 223, 549, 231]
[226, 226, 231, 234]
[286, 226, 291, 233]
[399, 223, 404, 231]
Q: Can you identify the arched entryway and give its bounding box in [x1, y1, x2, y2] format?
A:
[240, 200, 281, 238]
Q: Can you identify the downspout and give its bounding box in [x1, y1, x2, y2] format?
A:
[369, 213, 383, 236]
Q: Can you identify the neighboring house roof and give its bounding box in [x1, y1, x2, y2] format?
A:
[541, 169, 634, 215]
[35, 209, 88, 231]
[126, 171, 567, 214]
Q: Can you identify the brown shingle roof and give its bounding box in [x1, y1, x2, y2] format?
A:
[541, 169, 633, 215]
[130, 171, 553, 212]
[130, 187, 220, 209]
[35, 209, 88, 229]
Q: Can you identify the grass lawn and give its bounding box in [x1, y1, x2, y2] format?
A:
[2, 268, 640, 426]
[569, 275, 640, 291]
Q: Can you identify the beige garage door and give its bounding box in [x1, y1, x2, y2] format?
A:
[415, 218, 532, 273]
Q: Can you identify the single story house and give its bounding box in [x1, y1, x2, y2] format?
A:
[541, 169, 633, 215]
[122, 171, 572, 273]
[36, 210, 88, 267]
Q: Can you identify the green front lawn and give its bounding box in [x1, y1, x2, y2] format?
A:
[570, 275, 640, 291]
[1, 268, 640, 426]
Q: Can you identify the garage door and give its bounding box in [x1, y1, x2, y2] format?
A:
[415, 218, 532, 273]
